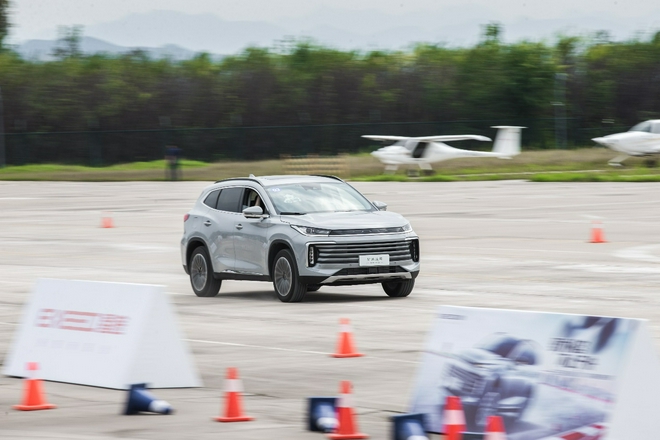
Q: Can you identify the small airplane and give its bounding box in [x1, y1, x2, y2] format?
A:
[363, 126, 524, 173]
[592, 120, 660, 166]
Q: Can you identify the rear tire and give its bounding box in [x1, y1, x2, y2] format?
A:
[272, 249, 306, 302]
[382, 278, 415, 297]
[189, 246, 221, 297]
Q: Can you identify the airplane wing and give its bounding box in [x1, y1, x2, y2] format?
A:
[362, 134, 491, 143]
[415, 135, 491, 142]
[362, 135, 410, 142]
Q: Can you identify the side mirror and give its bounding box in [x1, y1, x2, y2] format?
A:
[243, 206, 267, 219]
[372, 200, 387, 211]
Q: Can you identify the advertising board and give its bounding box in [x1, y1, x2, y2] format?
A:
[410, 306, 660, 439]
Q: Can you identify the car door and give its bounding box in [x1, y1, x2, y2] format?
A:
[233, 187, 272, 275]
[205, 186, 243, 273]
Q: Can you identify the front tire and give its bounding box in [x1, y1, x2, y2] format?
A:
[189, 246, 221, 297]
[272, 249, 306, 302]
[382, 278, 415, 297]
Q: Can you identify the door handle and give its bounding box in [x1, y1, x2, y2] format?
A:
[236, 224, 243, 230]
[204, 220, 212, 226]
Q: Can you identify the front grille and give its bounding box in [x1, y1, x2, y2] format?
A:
[315, 240, 413, 265]
[448, 364, 484, 395]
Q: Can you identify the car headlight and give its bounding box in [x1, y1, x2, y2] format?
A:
[290, 225, 331, 236]
[402, 223, 413, 232]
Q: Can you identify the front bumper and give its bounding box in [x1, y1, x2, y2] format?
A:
[296, 234, 420, 286]
[301, 268, 419, 286]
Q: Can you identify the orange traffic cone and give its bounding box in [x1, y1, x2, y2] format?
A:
[485, 416, 507, 440]
[13, 362, 56, 411]
[443, 395, 466, 440]
[589, 220, 606, 243]
[327, 381, 369, 439]
[101, 211, 115, 228]
[214, 367, 254, 422]
[332, 318, 363, 358]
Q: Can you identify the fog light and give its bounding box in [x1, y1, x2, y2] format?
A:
[308, 245, 316, 267]
[409, 240, 419, 262]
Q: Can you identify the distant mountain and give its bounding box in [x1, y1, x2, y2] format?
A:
[13, 7, 660, 60]
[85, 10, 288, 55]
[15, 36, 205, 61]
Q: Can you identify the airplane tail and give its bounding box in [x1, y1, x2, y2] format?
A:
[491, 126, 525, 158]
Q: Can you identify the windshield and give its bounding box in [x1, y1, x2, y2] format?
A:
[630, 121, 652, 133]
[265, 182, 374, 214]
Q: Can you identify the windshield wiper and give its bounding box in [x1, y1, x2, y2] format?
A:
[279, 211, 306, 215]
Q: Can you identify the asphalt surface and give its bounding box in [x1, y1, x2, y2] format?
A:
[1, 180, 660, 439]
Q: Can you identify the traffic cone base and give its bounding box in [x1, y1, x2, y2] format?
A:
[332, 352, 364, 358]
[214, 415, 255, 422]
[327, 433, 369, 439]
[308, 397, 338, 433]
[13, 403, 56, 411]
[124, 384, 173, 415]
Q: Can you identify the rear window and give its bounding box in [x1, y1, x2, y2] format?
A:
[216, 187, 243, 212]
[203, 190, 220, 208]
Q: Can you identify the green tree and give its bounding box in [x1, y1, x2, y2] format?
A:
[0, 0, 9, 50]
[53, 25, 84, 59]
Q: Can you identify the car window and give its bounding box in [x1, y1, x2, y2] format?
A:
[241, 188, 266, 213]
[216, 187, 243, 213]
[203, 190, 221, 209]
[652, 122, 660, 134]
[265, 182, 374, 214]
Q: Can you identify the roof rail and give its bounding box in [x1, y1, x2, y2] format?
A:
[310, 174, 344, 182]
[213, 177, 264, 186]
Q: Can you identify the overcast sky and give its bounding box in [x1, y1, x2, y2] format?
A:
[10, 0, 660, 50]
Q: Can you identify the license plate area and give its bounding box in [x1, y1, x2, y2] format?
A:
[359, 254, 390, 266]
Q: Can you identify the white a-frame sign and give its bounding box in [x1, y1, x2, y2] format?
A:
[4, 279, 202, 389]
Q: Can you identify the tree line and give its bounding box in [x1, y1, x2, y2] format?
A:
[1, 22, 660, 163]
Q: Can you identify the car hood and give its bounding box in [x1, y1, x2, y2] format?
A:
[280, 210, 409, 230]
[458, 348, 507, 367]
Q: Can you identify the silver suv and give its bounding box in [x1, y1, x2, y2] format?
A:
[181, 175, 420, 302]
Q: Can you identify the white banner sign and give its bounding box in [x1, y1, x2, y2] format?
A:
[3, 279, 202, 389]
[410, 306, 660, 439]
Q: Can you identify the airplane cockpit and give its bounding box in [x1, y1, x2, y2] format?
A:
[403, 140, 430, 158]
[629, 120, 660, 134]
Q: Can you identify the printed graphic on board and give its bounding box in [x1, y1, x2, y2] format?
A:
[409, 306, 638, 439]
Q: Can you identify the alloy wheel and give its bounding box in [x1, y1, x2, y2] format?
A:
[191, 253, 208, 292]
[274, 256, 292, 296]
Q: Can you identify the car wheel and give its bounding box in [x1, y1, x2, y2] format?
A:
[381, 278, 415, 297]
[272, 249, 306, 302]
[307, 284, 321, 292]
[189, 246, 221, 297]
